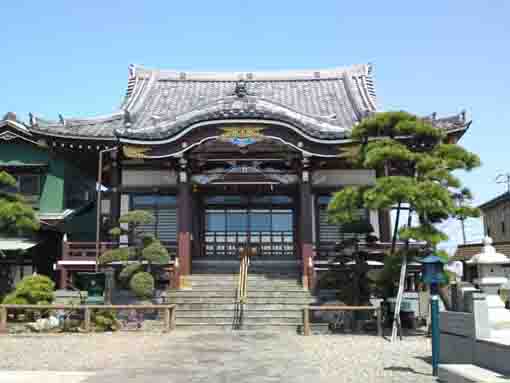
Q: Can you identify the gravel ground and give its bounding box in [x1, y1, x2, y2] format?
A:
[0, 331, 437, 382]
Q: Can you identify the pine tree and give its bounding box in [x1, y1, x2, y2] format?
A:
[98, 210, 170, 299]
[327, 111, 480, 339]
[328, 111, 480, 250]
[0, 170, 39, 237]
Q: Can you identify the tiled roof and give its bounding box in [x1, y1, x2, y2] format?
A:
[423, 111, 472, 135]
[30, 112, 124, 140]
[23, 64, 471, 141]
[29, 64, 378, 140]
[118, 64, 378, 140]
[0, 112, 31, 134]
[452, 241, 510, 261]
[479, 192, 510, 211]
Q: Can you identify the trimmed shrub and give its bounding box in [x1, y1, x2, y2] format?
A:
[2, 293, 29, 305]
[119, 210, 154, 226]
[129, 272, 154, 299]
[98, 247, 134, 265]
[92, 309, 120, 332]
[2, 274, 55, 305]
[118, 263, 143, 282]
[142, 241, 170, 264]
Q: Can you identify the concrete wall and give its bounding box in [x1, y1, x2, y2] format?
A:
[440, 293, 510, 375]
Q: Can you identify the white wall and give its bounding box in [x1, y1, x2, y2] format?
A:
[122, 169, 178, 187]
[312, 169, 376, 187]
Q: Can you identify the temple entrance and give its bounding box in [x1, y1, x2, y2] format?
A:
[199, 194, 296, 258]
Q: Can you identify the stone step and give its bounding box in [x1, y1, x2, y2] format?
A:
[189, 275, 301, 281]
[190, 267, 301, 278]
[176, 317, 302, 325]
[189, 281, 302, 287]
[176, 310, 303, 318]
[438, 364, 510, 383]
[175, 323, 300, 331]
[174, 303, 309, 310]
[166, 291, 312, 298]
[187, 286, 304, 291]
[189, 277, 301, 283]
[189, 281, 302, 285]
[188, 284, 303, 290]
[190, 267, 299, 272]
[166, 297, 315, 304]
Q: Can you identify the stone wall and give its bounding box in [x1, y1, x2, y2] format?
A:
[440, 292, 510, 375]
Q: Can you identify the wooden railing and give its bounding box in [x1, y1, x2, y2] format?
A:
[62, 241, 178, 260]
[303, 305, 383, 336]
[204, 231, 294, 257]
[0, 304, 177, 333]
[63, 241, 117, 260]
[313, 243, 343, 261]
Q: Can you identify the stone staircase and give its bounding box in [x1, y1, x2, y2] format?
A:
[164, 259, 316, 330]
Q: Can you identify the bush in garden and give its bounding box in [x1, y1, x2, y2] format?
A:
[129, 272, 155, 299]
[92, 309, 120, 332]
[2, 274, 55, 305]
[98, 210, 171, 298]
[118, 263, 143, 284]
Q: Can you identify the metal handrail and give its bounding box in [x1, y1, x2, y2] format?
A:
[233, 247, 253, 329]
[237, 253, 250, 304]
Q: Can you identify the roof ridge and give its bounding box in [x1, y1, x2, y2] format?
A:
[151, 94, 340, 122]
[128, 63, 371, 82]
[31, 111, 124, 126]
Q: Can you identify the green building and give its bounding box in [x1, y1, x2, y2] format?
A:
[0, 112, 96, 293]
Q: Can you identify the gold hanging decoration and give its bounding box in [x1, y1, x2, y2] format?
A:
[123, 145, 151, 159]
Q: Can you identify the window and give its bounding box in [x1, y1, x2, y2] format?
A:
[66, 179, 94, 209]
[1, 174, 41, 206]
[18, 175, 40, 195]
[317, 195, 369, 244]
[131, 194, 177, 242]
[502, 221, 506, 234]
[1, 174, 40, 195]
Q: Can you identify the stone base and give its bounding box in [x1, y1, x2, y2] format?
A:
[438, 364, 509, 383]
[179, 276, 192, 290]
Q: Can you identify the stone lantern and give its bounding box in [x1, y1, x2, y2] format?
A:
[467, 236, 510, 326]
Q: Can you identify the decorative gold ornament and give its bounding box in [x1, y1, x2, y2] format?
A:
[337, 143, 361, 158]
[219, 126, 266, 147]
[123, 145, 151, 159]
[220, 126, 265, 139]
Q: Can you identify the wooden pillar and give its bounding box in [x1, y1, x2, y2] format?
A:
[83, 307, 91, 332]
[303, 308, 310, 336]
[109, 150, 121, 229]
[163, 307, 170, 332]
[59, 268, 68, 289]
[177, 158, 192, 281]
[378, 208, 392, 242]
[299, 157, 314, 289]
[377, 307, 383, 337]
[0, 307, 8, 333]
[375, 168, 392, 242]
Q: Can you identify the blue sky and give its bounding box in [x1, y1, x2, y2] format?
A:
[1, 0, 509, 248]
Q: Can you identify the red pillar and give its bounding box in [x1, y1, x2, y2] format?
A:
[177, 162, 192, 282]
[59, 268, 68, 289]
[299, 160, 314, 289]
[109, 151, 121, 231]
